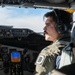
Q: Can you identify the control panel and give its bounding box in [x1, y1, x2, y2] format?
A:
[10, 51, 23, 75]
[0, 26, 34, 38]
[0, 44, 38, 75]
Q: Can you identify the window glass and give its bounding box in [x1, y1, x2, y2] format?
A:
[0, 6, 50, 32]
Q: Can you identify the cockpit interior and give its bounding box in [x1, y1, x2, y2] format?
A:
[0, 25, 50, 75]
[0, 0, 75, 75]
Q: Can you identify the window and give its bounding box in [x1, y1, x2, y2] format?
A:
[0, 6, 50, 32]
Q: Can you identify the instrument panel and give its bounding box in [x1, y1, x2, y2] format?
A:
[0, 44, 39, 75]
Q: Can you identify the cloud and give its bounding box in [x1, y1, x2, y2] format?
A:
[0, 6, 50, 32]
[6, 15, 44, 31]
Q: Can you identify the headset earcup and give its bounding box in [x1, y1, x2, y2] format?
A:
[56, 22, 67, 34]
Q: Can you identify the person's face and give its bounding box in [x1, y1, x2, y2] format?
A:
[43, 16, 60, 42]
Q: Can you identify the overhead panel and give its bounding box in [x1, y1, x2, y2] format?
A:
[0, 0, 75, 10]
[46, 0, 65, 3]
[34, 0, 69, 9]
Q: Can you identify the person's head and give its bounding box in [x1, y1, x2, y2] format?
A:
[43, 9, 72, 42]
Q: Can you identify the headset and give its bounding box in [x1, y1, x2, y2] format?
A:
[53, 9, 67, 34]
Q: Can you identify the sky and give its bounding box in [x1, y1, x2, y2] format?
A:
[0, 6, 50, 32]
[0, 6, 75, 33]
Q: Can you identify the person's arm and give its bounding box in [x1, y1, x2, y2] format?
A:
[33, 64, 47, 75]
[51, 63, 75, 75]
[51, 69, 66, 75]
[33, 49, 56, 75]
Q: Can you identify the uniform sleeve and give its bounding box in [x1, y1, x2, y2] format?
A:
[33, 48, 57, 75]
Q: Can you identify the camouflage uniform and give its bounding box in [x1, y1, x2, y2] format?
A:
[33, 33, 71, 75]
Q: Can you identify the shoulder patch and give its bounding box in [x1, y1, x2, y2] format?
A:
[35, 54, 46, 65]
[44, 47, 49, 50]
